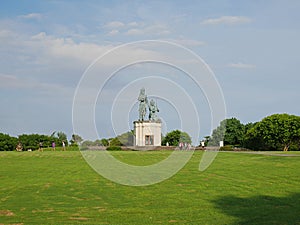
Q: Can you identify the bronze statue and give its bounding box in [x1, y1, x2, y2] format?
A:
[138, 88, 148, 121]
[148, 99, 160, 122]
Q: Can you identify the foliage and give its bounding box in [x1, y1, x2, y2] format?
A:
[110, 137, 123, 146]
[209, 120, 226, 146]
[0, 132, 72, 151]
[18, 134, 53, 150]
[209, 118, 245, 146]
[100, 138, 109, 146]
[0, 133, 18, 151]
[201, 136, 210, 147]
[50, 131, 69, 146]
[56, 131, 68, 145]
[106, 146, 122, 151]
[162, 130, 192, 146]
[245, 114, 300, 151]
[110, 131, 134, 146]
[70, 134, 83, 146]
[81, 140, 94, 147]
[81, 139, 109, 147]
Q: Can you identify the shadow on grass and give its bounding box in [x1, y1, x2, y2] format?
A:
[212, 193, 300, 225]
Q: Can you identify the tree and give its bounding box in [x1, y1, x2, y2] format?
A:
[18, 134, 52, 150]
[81, 140, 94, 147]
[0, 133, 18, 151]
[110, 131, 134, 146]
[100, 138, 109, 146]
[209, 118, 245, 146]
[56, 132, 68, 144]
[162, 130, 192, 146]
[245, 114, 300, 151]
[70, 134, 83, 146]
[200, 136, 210, 147]
[110, 137, 123, 146]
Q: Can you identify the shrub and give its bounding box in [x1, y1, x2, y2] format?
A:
[220, 145, 234, 151]
[106, 146, 122, 151]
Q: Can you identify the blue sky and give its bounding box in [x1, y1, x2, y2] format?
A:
[1, 0, 300, 144]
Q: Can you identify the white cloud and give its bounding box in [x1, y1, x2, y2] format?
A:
[0, 29, 13, 37]
[103, 21, 125, 29]
[1, 28, 169, 73]
[103, 21, 142, 35]
[0, 73, 69, 94]
[30, 32, 113, 63]
[125, 24, 170, 36]
[201, 16, 252, 25]
[126, 28, 143, 35]
[103, 21, 170, 37]
[166, 38, 206, 47]
[128, 21, 139, 27]
[19, 13, 42, 20]
[107, 29, 119, 36]
[227, 63, 256, 69]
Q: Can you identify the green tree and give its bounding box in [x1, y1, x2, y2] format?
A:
[99, 138, 109, 146]
[18, 134, 51, 150]
[162, 130, 192, 146]
[200, 136, 210, 147]
[70, 134, 83, 146]
[245, 114, 300, 151]
[110, 137, 123, 146]
[81, 140, 94, 147]
[56, 132, 68, 145]
[209, 118, 245, 146]
[0, 133, 18, 151]
[110, 131, 134, 146]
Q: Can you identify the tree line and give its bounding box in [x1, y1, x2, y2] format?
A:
[208, 113, 300, 151]
[1, 113, 299, 151]
[0, 132, 83, 151]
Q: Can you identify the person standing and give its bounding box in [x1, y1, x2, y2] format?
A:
[62, 141, 66, 151]
[39, 142, 43, 152]
[52, 142, 56, 151]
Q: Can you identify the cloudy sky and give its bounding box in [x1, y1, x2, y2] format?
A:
[1, 0, 300, 144]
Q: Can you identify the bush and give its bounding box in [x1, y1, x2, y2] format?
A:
[106, 146, 122, 151]
[80, 146, 88, 151]
[0, 133, 18, 151]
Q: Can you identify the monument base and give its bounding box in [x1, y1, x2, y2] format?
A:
[134, 121, 161, 146]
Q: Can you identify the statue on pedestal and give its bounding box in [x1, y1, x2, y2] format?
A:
[138, 88, 160, 122]
[135, 88, 162, 146]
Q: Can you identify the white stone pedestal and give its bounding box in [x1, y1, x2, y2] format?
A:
[134, 121, 161, 146]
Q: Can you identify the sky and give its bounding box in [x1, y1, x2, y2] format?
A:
[1, 0, 300, 144]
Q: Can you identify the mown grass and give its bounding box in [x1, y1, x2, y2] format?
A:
[0, 150, 299, 224]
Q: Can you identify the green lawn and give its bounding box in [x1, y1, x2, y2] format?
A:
[0, 150, 299, 224]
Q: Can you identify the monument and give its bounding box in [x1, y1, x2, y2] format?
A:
[134, 88, 161, 146]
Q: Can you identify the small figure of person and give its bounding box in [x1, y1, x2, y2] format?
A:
[179, 142, 183, 150]
[39, 142, 43, 152]
[16, 142, 23, 152]
[52, 142, 56, 151]
[62, 141, 66, 151]
[201, 141, 205, 149]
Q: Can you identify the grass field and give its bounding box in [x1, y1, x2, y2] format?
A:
[0, 150, 300, 225]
